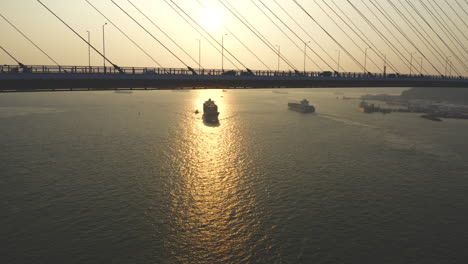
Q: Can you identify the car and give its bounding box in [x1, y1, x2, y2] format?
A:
[222, 70, 236, 76]
[319, 71, 332, 77]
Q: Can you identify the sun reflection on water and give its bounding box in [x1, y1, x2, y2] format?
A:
[162, 90, 263, 263]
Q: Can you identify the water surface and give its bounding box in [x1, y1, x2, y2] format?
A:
[1, 89, 468, 263]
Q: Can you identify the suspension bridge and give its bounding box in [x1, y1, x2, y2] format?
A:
[1, 0, 468, 91]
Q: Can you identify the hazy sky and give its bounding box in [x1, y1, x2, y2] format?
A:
[1, 0, 467, 75]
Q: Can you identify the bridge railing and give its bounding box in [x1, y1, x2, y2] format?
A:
[1, 64, 466, 81]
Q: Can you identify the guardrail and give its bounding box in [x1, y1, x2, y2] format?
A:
[0, 64, 466, 81]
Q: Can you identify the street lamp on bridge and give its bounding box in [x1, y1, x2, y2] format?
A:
[303, 41, 310, 72]
[102, 23, 107, 73]
[221, 33, 227, 72]
[276, 45, 280, 72]
[196, 38, 201, 72]
[409, 52, 417, 75]
[445, 56, 452, 76]
[86, 30, 91, 70]
[364, 47, 370, 74]
[419, 57, 423, 74]
[335, 49, 341, 72]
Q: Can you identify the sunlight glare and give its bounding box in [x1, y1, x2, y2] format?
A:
[200, 7, 224, 31]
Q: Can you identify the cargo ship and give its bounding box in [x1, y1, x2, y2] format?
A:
[203, 98, 219, 123]
[288, 99, 315, 113]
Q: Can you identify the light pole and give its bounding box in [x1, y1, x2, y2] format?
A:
[419, 57, 423, 74]
[87, 30, 91, 70]
[448, 58, 452, 76]
[409, 52, 416, 75]
[276, 45, 280, 72]
[303, 41, 310, 72]
[102, 23, 107, 72]
[221, 33, 227, 72]
[445, 56, 452, 76]
[383, 54, 387, 76]
[364, 47, 369, 74]
[196, 38, 201, 72]
[336, 49, 341, 72]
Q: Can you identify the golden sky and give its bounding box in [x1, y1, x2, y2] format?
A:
[1, 0, 467, 76]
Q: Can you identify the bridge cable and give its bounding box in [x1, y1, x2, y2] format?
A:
[127, 0, 201, 68]
[386, 0, 452, 75]
[161, 0, 240, 71]
[359, 0, 422, 75]
[251, 0, 323, 71]
[325, 0, 399, 73]
[224, 27, 272, 70]
[323, 0, 399, 74]
[0, 45, 26, 68]
[272, 0, 342, 71]
[84, 0, 164, 68]
[421, 0, 468, 61]
[165, 0, 251, 72]
[369, 0, 441, 75]
[0, 12, 59, 66]
[443, 0, 468, 32]
[36, 0, 124, 73]
[220, 0, 298, 70]
[429, 0, 467, 41]
[109, 0, 196, 74]
[191, 0, 274, 71]
[293, 0, 367, 72]
[456, 0, 468, 17]
[420, 0, 468, 59]
[350, 0, 442, 76]
[293, 0, 366, 72]
[405, 0, 467, 73]
[405, 0, 466, 75]
[310, 0, 383, 72]
[217, 0, 298, 71]
[257, 0, 336, 71]
[427, 0, 468, 75]
[401, 0, 465, 75]
[345, 0, 412, 73]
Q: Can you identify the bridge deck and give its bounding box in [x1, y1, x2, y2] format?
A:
[1, 65, 467, 91]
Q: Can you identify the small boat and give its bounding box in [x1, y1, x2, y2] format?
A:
[272, 90, 288, 94]
[421, 114, 442, 121]
[114, 90, 133, 94]
[194, 109, 199, 114]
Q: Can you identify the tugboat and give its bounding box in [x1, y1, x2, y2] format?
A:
[358, 101, 374, 113]
[203, 98, 219, 123]
[288, 99, 315, 113]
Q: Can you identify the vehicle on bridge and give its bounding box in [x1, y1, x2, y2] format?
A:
[222, 70, 236, 76]
[319, 71, 333, 77]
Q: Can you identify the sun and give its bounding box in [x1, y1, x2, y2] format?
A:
[200, 7, 224, 31]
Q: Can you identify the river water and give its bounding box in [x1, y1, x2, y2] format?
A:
[1, 88, 468, 263]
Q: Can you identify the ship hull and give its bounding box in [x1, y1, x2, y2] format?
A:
[203, 112, 219, 123]
[288, 103, 315, 113]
